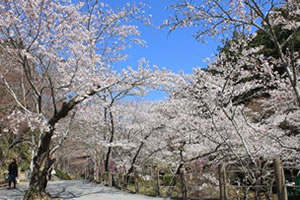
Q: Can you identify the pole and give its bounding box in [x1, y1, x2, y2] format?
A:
[273, 157, 288, 200]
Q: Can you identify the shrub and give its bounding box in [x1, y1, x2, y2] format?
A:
[54, 168, 72, 180]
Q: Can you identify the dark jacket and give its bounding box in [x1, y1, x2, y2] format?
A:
[8, 161, 18, 177]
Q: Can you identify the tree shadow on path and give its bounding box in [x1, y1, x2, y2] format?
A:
[1, 180, 216, 200]
[47, 180, 163, 200]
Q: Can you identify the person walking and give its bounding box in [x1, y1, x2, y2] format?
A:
[8, 158, 18, 189]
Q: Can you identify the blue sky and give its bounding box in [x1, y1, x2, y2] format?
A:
[105, 0, 221, 74]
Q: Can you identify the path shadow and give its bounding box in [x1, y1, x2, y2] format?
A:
[47, 180, 143, 199]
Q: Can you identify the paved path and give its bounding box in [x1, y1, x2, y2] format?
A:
[0, 180, 165, 200]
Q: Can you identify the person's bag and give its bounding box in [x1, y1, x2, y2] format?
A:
[16, 177, 20, 184]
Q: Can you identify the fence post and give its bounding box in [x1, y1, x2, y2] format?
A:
[108, 172, 113, 187]
[290, 169, 296, 198]
[218, 163, 227, 200]
[273, 157, 288, 200]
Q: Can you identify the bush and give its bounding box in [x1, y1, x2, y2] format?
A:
[160, 175, 179, 186]
[160, 175, 170, 186]
[54, 168, 72, 180]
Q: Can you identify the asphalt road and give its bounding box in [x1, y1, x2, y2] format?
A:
[0, 180, 165, 200]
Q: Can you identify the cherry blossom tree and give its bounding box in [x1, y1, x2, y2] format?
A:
[74, 100, 167, 177]
[63, 60, 184, 182]
[165, 0, 300, 105]
[162, 35, 299, 199]
[0, 0, 155, 198]
[0, 39, 38, 171]
[163, 1, 300, 195]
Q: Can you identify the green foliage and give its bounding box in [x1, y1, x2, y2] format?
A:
[127, 175, 135, 184]
[212, 5, 300, 106]
[16, 143, 31, 172]
[127, 179, 156, 196]
[217, 31, 247, 64]
[160, 175, 180, 186]
[54, 168, 72, 180]
[19, 162, 30, 172]
[160, 175, 173, 186]
[250, 6, 300, 59]
[125, 172, 184, 198]
[0, 129, 42, 177]
[0, 133, 31, 171]
[126, 177, 182, 198]
[250, 27, 300, 58]
[217, 6, 300, 64]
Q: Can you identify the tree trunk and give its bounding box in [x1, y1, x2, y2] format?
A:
[153, 166, 160, 197]
[134, 169, 139, 193]
[105, 146, 112, 172]
[105, 109, 115, 172]
[95, 148, 100, 182]
[127, 142, 144, 175]
[180, 168, 187, 200]
[23, 130, 54, 200]
[166, 163, 183, 198]
[22, 79, 107, 199]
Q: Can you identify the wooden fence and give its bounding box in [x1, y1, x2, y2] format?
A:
[218, 157, 294, 200]
[84, 157, 298, 200]
[88, 168, 190, 199]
